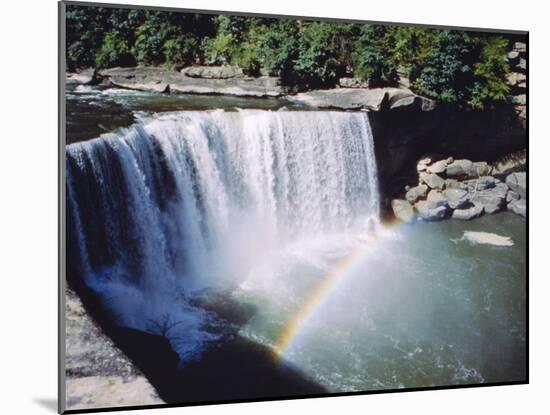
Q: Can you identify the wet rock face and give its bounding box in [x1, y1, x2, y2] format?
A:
[391, 155, 527, 223]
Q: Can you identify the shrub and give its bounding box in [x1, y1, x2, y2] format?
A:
[413, 30, 480, 104]
[95, 31, 135, 68]
[162, 35, 199, 69]
[352, 25, 399, 86]
[468, 36, 511, 109]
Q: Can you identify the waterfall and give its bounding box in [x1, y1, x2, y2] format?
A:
[66, 109, 380, 358]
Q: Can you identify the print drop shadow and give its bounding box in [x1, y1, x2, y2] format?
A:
[71, 283, 326, 404]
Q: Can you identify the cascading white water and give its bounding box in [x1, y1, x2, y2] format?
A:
[66, 109, 380, 358]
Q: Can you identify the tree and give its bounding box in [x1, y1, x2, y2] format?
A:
[468, 36, 511, 109]
[413, 30, 480, 104]
[352, 25, 399, 86]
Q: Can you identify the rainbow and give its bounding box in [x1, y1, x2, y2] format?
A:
[274, 227, 390, 357]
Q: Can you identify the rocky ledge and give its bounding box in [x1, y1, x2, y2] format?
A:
[65, 289, 163, 411]
[391, 154, 526, 223]
[66, 66, 436, 111]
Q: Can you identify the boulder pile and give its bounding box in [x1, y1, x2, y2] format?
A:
[391, 156, 527, 222]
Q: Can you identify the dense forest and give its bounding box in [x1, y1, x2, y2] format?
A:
[66, 5, 516, 109]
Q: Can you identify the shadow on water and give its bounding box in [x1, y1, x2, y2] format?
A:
[70, 285, 326, 405]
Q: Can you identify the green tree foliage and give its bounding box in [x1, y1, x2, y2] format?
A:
[292, 22, 356, 87]
[352, 25, 399, 86]
[66, 5, 516, 109]
[95, 31, 134, 68]
[255, 20, 299, 79]
[469, 37, 511, 109]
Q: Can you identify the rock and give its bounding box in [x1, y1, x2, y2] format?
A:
[391, 199, 415, 223]
[419, 172, 445, 190]
[417, 157, 431, 172]
[99, 67, 285, 98]
[517, 58, 527, 71]
[508, 198, 526, 217]
[472, 161, 492, 177]
[506, 190, 520, 203]
[338, 77, 369, 88]
[415, 200, 448, 221]
[512, 94, 526, 105]
[405, 184, 428, 204]
[288, 87, 435, 111]
[427, 159, 448, 174]
[443, 188, 470, 209]
[446, 157, 454, 164]
[462, 176, 498, 191]
[507, 72, 527, 86]
[444, 179, 461, 189]
[404, 185, 411, 192]
[505, 172, 527, 198]
[446, 159, 474, 178]
[491, 151, 526, 178]
[426, 189, 449, 208]
[514, 42, 527, 52]
[67, 68, 102, 85]
[183, 66, 244, 79]
[462, 231, 514, 246]
[452, 203, 484, 220]
[471, 182, 508, 214]
[508, 51, 520, 60]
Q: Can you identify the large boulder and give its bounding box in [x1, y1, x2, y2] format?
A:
[426, 190, 449, 208]
[391, 199, 415, 223]
[426, 159, 448, 174]
[446, 159, 474, 178]
[288, 87, 435, 111]
[67, 68, 102, 85]
[443, 188, 470, 209]
[405, 184, 428, 204]
[471, 182, 508, 214]
[472, 161, 492, 177]
[419, 172, 445, 190]
[452, 203, 484, 220]
[505, 172, 527, 199]
[508, 198, 526, 217]
[415, 200, 448, 221]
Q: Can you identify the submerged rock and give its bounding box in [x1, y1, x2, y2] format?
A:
[391, 199, 415, 223]
[461, 231, 514, 247]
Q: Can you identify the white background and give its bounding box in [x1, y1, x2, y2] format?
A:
[0, 0, 545, 413]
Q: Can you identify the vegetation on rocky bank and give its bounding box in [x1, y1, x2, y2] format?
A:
[66, 5, 524, 110]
